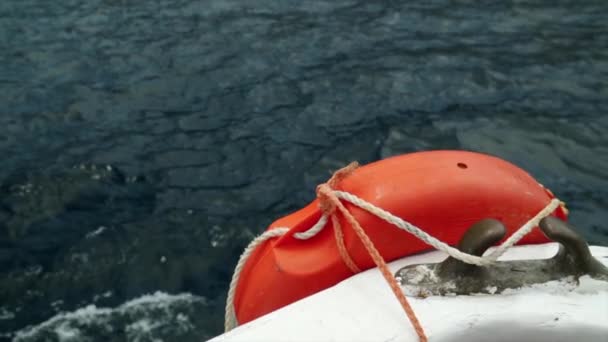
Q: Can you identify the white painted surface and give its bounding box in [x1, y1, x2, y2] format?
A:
[210, 243, 608, 342]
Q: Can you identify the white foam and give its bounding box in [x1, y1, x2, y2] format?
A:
[14, 291, 206, 342]
[0, 307, 15, 320]
[86, 226, 107, 238]
[54, 322, 81, 342]
[126, 318, 163, 341]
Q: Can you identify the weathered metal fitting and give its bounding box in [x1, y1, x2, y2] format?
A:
[395, 216, 608, 297]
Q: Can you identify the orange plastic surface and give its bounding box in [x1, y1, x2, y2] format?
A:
[233, 150, 568, 325]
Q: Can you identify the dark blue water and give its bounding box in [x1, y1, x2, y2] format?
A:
[1, 0, 607, 341]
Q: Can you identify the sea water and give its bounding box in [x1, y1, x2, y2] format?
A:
[1, 0, 607, 341]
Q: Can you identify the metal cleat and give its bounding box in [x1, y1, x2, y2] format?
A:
[395, 216, 608, 297]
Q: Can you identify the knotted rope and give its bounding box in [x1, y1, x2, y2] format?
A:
[315, 162, 427, 341]
[224, 162, 562, 341]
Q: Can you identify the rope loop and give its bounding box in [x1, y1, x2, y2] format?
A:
[316, 162, 363, 274]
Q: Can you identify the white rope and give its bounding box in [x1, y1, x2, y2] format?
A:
[294, 215, 329, 240]
[224, 227, 289, 332]
[224, 190, 561, 331]
[334, 191, 560, 266]
[485, 199, 560, 261]
[224, 217, 331, 331]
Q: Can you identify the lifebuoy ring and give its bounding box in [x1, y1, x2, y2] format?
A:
[233, 150, 568, 325]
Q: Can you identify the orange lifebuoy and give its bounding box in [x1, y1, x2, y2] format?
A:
[233, 150, 568, 325]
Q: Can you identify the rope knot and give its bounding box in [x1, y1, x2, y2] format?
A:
[316, 183, 337, 215]
[316, 162, 359, 216]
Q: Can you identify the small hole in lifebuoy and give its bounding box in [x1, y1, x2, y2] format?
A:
[457, 162, 468, 169]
